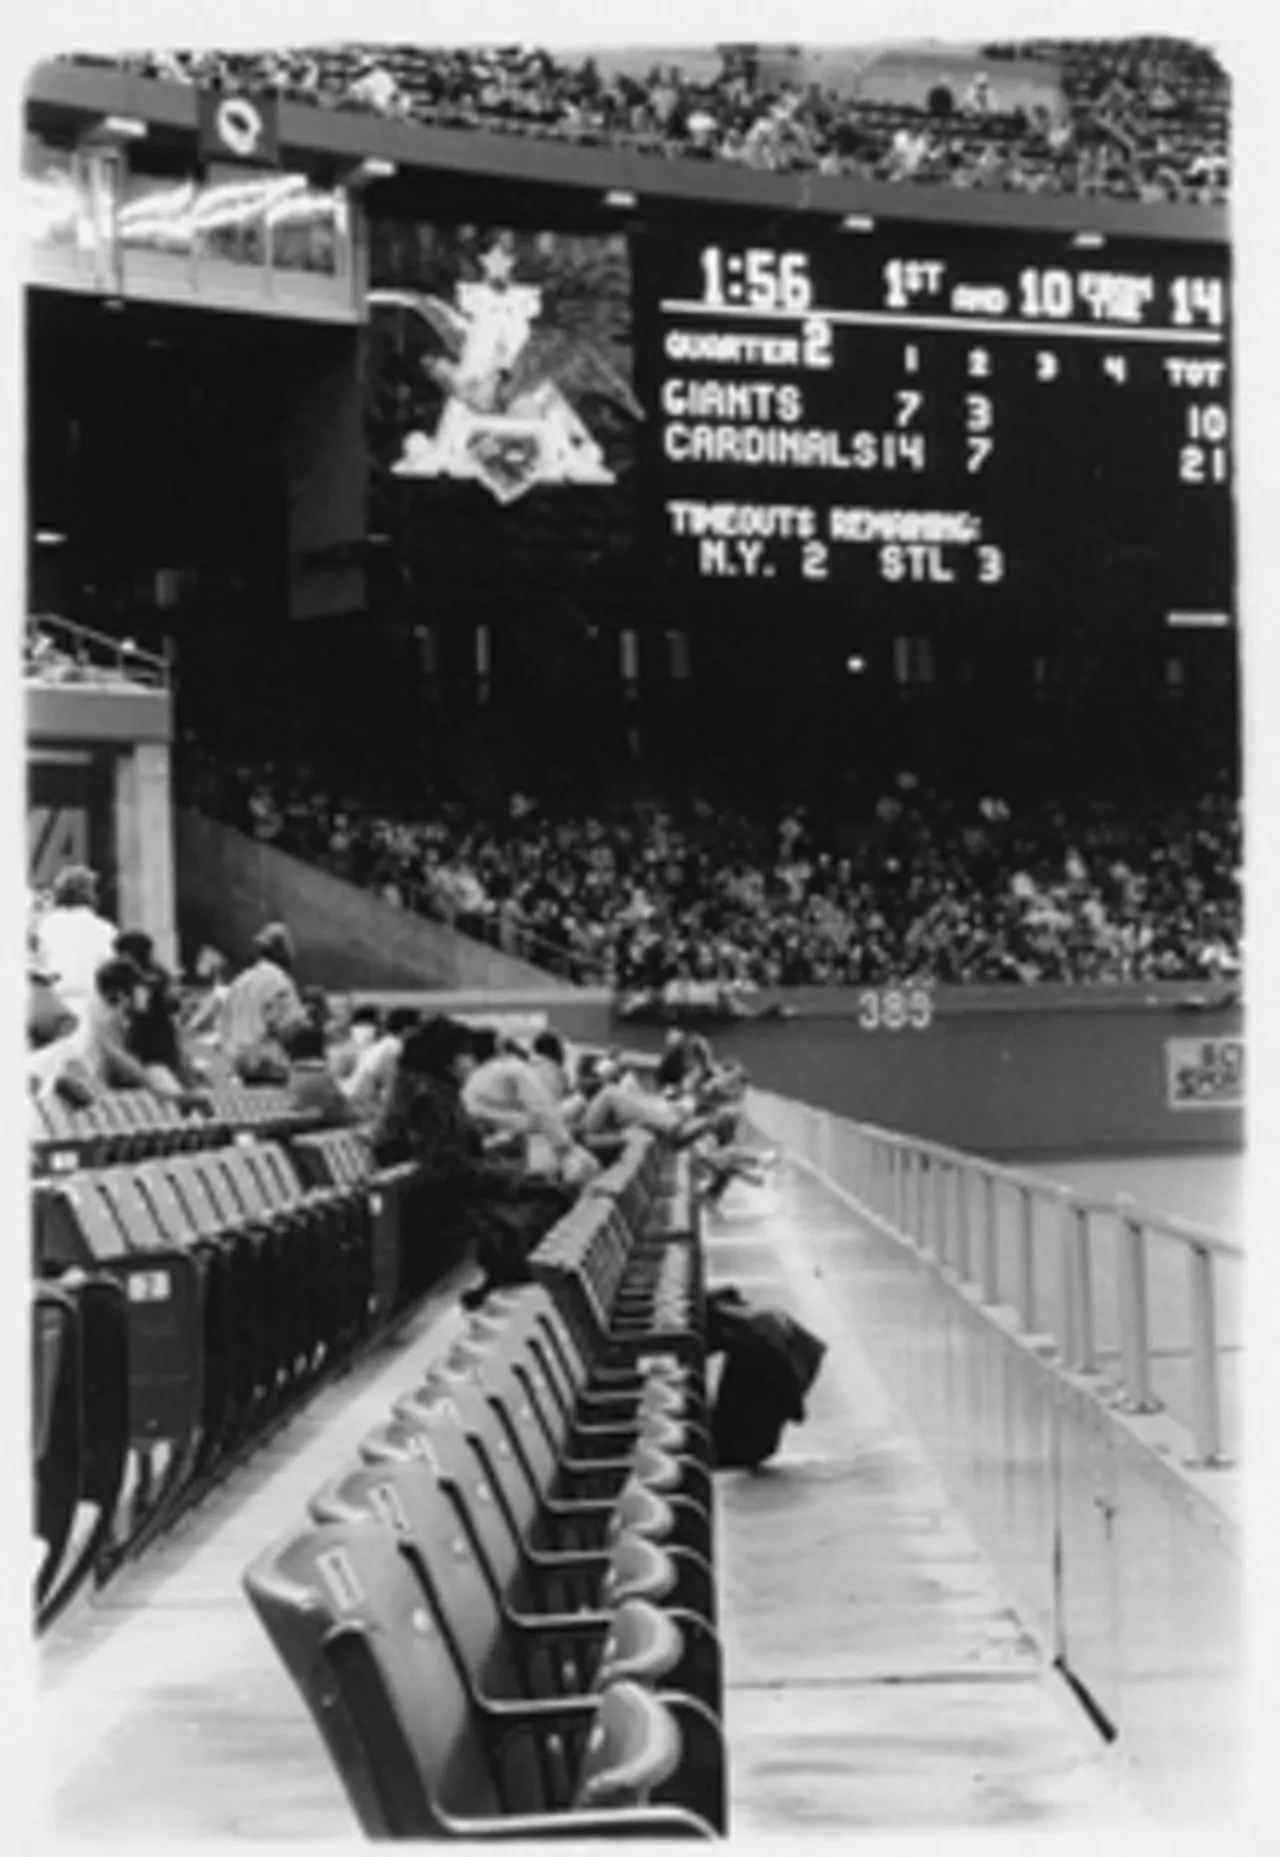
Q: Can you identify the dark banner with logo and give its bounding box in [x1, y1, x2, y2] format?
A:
[198, 90, 280, 167]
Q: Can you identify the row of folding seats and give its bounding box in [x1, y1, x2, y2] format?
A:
[30, 1086, 322, 1177]
[587, 1128, 666, 1233]
[644, 1147, 702, 1244]
[31, 1131, 448, 1624]
[243, 1142, 725, 1838]
[289, 1128, 425, 1328]
[32, 1093, 220, 1176]
[531, 1191, 706, 1374]
[32, 1277, 130, 1631]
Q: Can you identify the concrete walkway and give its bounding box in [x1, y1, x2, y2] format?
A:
[707, 1160, 1143, 1835]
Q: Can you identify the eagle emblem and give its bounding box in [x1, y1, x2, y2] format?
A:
[370, 241, 642, 505]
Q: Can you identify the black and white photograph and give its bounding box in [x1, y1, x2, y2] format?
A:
[17, 2, 1274, 1844]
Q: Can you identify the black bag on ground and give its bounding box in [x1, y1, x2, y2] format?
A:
[707, 1288, 827, 1469]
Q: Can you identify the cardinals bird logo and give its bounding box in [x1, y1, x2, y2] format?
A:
[370, 241, 642, 505]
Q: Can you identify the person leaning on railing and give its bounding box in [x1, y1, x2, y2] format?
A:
[462, 1028, 601, 1188]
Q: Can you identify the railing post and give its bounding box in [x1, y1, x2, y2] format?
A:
[1118, 1206, 1160, 1413]
[1016, 1183, 1036, 1332]
[1187, 1243, 1227, 1464]
[895, 1145, 907, 1235]
[935, 1158, 951, 1268]
[1061, 1201, 1097, 1371]
[980, 1172, 1000, 1304]
[955, 1164, 972, 1282]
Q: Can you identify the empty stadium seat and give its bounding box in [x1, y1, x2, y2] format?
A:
[308, 1457, 721, 1715]
[243, 1518, 725, 1837]
[33, 1274, 130, 1628]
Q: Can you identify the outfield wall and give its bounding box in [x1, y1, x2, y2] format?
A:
[620, 984, 1243, 1158]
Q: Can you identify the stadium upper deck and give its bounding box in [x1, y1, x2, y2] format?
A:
[32, 39, 1227, 240]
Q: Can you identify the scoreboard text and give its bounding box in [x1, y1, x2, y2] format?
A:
[634, 224, 1232, 619]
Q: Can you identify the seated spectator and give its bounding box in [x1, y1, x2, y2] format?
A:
[36, 865, 119, 1029]
[529, 1028, 582, 1108]
[284, 1023, 355, 1124]
[27, 956, 153, 1103]
[28, 955, 76, 1050]
[329, 1002, 379, 1079]
[181, 946, 230, 1078]
[576, 1055, 686, 1148]
[462, 1027, 599, 1184]
[463, 1028, 565, 1144]
[115, 930, 189, 1093]
[218, 922, 308, 1083]
[340, 1005, 420, 1126]
[655, 1029, 691, 1091]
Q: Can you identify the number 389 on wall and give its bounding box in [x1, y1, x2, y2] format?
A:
[857, 988, 934, 1031]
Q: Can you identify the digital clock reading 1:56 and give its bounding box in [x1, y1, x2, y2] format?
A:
[700, 247, 816, 313]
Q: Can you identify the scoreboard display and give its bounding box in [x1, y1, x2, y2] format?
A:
[634, 222, 1233, 621]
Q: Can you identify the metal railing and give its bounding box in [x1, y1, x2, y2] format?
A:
[748, 1090, 1242, 1467]
[25, 613, 171, 690]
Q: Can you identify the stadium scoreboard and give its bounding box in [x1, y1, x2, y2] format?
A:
[635, 223, 1232, 618]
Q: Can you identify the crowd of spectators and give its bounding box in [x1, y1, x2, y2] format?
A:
[193, 761, 1244, 990]
[26, 861, 767, 1302]
[65, 37, 1228, 203]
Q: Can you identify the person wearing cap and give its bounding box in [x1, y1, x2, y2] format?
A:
[217, 922, 308, 1084]
[35, 865, 119, 1029]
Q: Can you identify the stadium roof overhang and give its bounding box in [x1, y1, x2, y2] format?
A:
[26, 59, 1228, 246]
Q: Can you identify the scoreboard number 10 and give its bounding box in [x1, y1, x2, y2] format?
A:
[1180, 403, 1230, 483]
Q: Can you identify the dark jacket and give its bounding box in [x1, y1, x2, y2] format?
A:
[708, 1291, 827, 1469]
[373, 1072, 518, 1198]
[125, 961, 185, 1075]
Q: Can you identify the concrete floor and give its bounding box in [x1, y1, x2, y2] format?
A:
[705, 1164, 1143, 1835]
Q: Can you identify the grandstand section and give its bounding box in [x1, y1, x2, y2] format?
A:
[26, 35, 1243, 1845]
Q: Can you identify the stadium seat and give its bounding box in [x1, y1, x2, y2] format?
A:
[438, 1333, 714, 1564]
[242, 1518, 724, 1837]
[358, 1412, 709, 1629]
[33, 1272, 130, 1628]
[390, 1380, 715, 1622]
[481, 1283, 704, 1415]
[531, 1208, 704, 1371]
[33, 1283, 82, 1611]
[32, 1173, 209, 1546]
[444, 1325, 713, 1490]
[464, 1292, 706, 1433]
[307, 1456, 721, 1715]
[289, 1128, 419, 1326]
